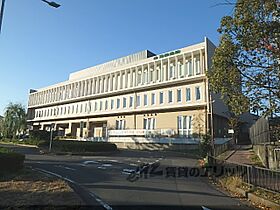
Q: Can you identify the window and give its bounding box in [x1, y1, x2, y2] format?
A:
[177, 116, 192, 137]
[178, 62, 184, 77]
[195, 87, 201, 100]
[156, 67, 160, 81]
[123, 97, 127, 108]
[137, 71, 142, 85]
[76, 104, 79, 113]
[117, 98, 120, 109]
[177, 89, 182, 102]
[195, 57, 200, 75]
[94, 102, 98, 111]
[143, 118, 156, 130]
[99, 101, 103, 111]
[169, 64, 175, 79]
[129, 96, 133, 107]
[144, 94, 148, 106]
[105, 100, 108, 110]
[187, 60, 193, 76]
[111, 99, 114, 109]
[151, 93, 155, 105]
[168, 90, 173, 103]
[150, 69, 153, 82]
[137, 95, 141, 107]
[116, 120, 125, 130]
[84, 104, 87, 113]
[88, 102, 92, 112]
[159, 92, 164, 104]
[144, 70, 148, 84]
[186, 88, 191, 102]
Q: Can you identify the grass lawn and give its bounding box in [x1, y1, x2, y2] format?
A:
[0, 168, 84, 208]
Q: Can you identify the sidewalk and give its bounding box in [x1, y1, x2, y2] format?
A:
[223, 145, 255, 165]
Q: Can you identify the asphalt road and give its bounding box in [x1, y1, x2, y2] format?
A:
[1, 143, 255, 210]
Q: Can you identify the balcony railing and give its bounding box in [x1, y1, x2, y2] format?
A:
[107, 129, 191, 137]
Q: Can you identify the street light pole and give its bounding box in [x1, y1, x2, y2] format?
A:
[49, 123, 55, 152]
[0, 0, 60, 34]
[0, 0, 6, 34]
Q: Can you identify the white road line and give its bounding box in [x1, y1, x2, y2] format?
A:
[55, 165, 76, 171]
[83, 160, 100, 165]
[34, 168, 113, 210]
[201, 206, 212, 210]
[90, 193, 113, 210]
[101, 164, 112, 167]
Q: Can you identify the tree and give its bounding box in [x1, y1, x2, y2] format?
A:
[208, 0, 280, 116]
[2, 103, 26, 139]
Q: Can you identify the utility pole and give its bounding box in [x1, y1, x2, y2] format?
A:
[0, 0, 6, 34]
[0, 0, 60, 34]
[49, 123, 55, 152]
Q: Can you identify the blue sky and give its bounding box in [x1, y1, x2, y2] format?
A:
[0, 0, 233, 115]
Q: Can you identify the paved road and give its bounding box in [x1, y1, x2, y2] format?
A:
[1, 143, 255, 210]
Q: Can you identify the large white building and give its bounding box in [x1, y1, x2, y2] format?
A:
[27, 38, 230, 144]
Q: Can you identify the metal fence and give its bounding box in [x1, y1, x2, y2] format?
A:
[214, 140, 232, 156]
[208, 156, 280, 193]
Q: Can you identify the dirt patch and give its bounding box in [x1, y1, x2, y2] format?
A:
[0, 169, 83, 208]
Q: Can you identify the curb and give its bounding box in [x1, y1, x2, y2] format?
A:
[248, 192, 280, 210]
[0, 142, 39, 148]
[32, 167, 111, 210]
[214, 177, 280, 210]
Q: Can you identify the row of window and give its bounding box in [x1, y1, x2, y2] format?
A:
[115, 115, 192, 137]
[29, 54, 204, 106]
[35, 87, 202, 118]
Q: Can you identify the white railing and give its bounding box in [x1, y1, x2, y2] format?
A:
[108, 129, 179, 137]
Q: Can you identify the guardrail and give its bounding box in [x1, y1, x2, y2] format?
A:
[208, 156, 280, 193]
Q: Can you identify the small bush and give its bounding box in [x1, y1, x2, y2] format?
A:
[51, 140, 117, 153]
[199, 134, 212, 157]
[0, 152, 25, 172]
[29, 130, 50, 141]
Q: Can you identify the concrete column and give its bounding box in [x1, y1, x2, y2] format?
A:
[99, 77, 103, 93]
[191, 52, 194, 76]
[96, 77, 100, 94]
[200, 49, 204, 74]
[175, 56, 178, 79]
[124, 70, 128, 88]
[92, 79, 96, 94]
[89, 79, 93, 95]
[161, 59, 164, 82]
[183, 53, 186, 76]
[147, 64, 150, 84]
[167, 58, 170, 80]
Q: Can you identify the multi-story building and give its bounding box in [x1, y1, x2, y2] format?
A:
[27, 38, 229, 143]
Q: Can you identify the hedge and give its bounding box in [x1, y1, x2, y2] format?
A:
[51, 140, 117, 152]
[0, 152, 25, 172]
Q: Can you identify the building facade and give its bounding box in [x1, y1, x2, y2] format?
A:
[27, 38, 229, 143]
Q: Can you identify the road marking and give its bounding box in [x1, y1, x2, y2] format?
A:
[55, 165, 76, 171]
[89, 192, 113, 210]
[108, 159, 119, 163]
[129, 163, 138, 166]
[34, 168, 113, 210]
[83, 160, 99, 165]
[122, 169, 135, 174]
[101, 164, 112, 167]
[97, 166, 107, 169]
[201, 206, 212, 210]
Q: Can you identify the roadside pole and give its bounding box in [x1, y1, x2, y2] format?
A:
[49, 123, 55, 152]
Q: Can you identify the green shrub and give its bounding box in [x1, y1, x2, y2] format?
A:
[0, 152, 25, 172]
[0, 147, 11, 153]
[52, 140, 117, 153]
[198, 134, 212, 157]
[29, 130, 50, 141]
